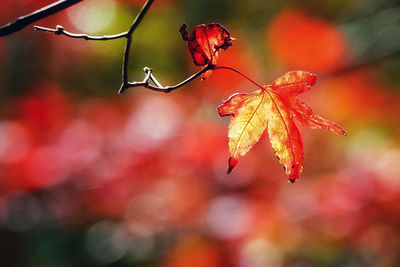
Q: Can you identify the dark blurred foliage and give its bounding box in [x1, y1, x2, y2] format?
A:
[1, 0, 400, 266]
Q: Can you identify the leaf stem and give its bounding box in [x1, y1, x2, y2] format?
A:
[213, 66, 264, 90]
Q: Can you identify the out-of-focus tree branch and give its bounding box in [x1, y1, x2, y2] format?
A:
[0, 0, 84, 36]
[326, 49, 400, 77]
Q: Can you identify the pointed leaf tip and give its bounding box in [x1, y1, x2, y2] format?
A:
[227, 167, 233, 174]
[227, 157, 238, 174]
[179, 24, 189, 41]
[217, 103, 230, 117]
[307, 73, 317, 86]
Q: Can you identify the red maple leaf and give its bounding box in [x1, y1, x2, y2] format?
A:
[217, 70, 346, 183]
[180, 23, 233, 80]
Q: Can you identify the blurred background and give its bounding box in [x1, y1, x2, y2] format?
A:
[1, 0, 400, 266]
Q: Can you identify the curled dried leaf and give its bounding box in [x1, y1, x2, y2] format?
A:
[180, 23, 233, 80]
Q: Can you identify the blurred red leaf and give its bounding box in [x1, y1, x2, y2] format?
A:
[218, 71, 346, 182]
[19, 85, 70, 139]
[267, 9, 347, 73]
[180, 23, 233, 80]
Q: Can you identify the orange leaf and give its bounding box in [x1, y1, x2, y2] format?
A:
[180, 23, 233, 80]
[273, 71, 347, 136]
[218, 71, 346, 182]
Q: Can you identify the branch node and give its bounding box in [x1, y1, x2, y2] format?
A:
[143, 67, 152, 73]
[55, 25, 64, 35]
[118, 84, 128, 95]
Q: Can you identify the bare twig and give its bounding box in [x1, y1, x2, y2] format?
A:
[33, 0, 207, 94]
[0, 0, 84, 37]
[1, 0, 215, 95]
[122, 65, 214, 93]
[34, 25, 127, 41]
[119, 0, 154, 93]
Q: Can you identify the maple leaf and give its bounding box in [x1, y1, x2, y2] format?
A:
[217, 70, 346, 183]
[180, 23, 233, 80]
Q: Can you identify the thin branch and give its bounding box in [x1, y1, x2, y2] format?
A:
[32, 0, 206, 94]
[121, 37, 133, 91]
[33, 25, 127, 41]
[120, 0, 154, 93]
[0, 0, 84, 37]
[122, 65, 213, 93]
[148, 70, 164, 88]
